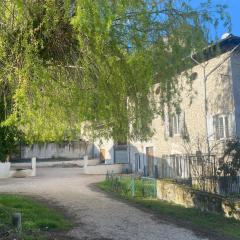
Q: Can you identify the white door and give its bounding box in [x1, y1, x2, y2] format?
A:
[135, 153, 140, 172]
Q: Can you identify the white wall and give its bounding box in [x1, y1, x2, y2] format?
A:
[21, 141, 94, 159]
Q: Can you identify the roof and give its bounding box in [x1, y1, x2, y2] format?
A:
[194, 34, 240, 63]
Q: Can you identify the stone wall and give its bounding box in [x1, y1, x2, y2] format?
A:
[157, 179, 240, 220]
[84, 164, 130, 175]
[21, 141, 94, 160]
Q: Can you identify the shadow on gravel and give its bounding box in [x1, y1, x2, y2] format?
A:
[89, 182, 236, 240]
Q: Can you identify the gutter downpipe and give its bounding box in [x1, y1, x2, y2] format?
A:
[190, 56, 210, 159]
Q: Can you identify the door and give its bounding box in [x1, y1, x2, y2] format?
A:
[146, 147, 154, 176]
[100, 149, 106, 162]
[114, 145, 128, 163]
[135, 153, 140, 172]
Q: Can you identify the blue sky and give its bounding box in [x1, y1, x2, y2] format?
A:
[191, 0, 239, 39]
[213, 0, 240, 37]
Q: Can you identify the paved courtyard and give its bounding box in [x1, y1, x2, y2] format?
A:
[0, 167, 213, 240]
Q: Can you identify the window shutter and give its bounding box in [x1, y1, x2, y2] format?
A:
[228, 113, 235, 138]
[212, 115, 217, 140]
[207, 115, 214, 141]
[169, 113, 173, 137]
[225, 116, 229, 138]
[179, 112, 185, 137]
[164, 108, 170, 139]
[164, 106, 173, 139]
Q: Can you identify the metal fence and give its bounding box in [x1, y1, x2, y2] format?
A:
[106, 172, 157, 199]
[218, 176, 240, 196]
[145, 154, 240, 197]
[153, 154, 217, 179]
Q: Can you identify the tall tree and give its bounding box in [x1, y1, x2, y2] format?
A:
[0, 0, 230, 143]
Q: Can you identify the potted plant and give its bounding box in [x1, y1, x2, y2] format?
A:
[0, 125, 22, 178]
[0, 78, 25, 177]
[0, 161, 11, 178]
[0, 126, 12, 178]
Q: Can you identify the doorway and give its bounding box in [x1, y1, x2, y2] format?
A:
[146, 147, 154, 176]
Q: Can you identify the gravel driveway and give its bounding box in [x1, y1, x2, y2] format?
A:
[0, 167, 211, 240]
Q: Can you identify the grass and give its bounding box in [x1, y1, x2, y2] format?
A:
[98, 180, 240, 240]
[0, 194, 72, 239]
[106, 175, 156, 198]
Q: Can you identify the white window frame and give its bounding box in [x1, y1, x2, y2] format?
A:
[172, 114, 180, 136]
[214, 114, 229, 140]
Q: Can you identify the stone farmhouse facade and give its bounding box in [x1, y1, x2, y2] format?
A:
[97, 34, 240, 174]
[21, 35, 240, 176]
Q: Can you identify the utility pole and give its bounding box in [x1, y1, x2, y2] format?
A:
[191, 43, 240, 159]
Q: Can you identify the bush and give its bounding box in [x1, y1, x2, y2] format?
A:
[218, 139, 240, 177]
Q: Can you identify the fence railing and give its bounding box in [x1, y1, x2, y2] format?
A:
[153, 154, 217, 179]
[106, 172, 157, 199]
[144, 154, 240, 197]
[218, 176, 240, 196]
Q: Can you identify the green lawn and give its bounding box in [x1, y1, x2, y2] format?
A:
[0, 194, 72, 239]
[98, 180, 240, 240]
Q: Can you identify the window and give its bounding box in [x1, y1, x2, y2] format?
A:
[214, 115, 229, 140]
[172, 114, 180, 135]
[189, 72, 198, 81]
[155, 86, 160, 95]
[164, 108, 184, 138]
[220, 74, 230, 81]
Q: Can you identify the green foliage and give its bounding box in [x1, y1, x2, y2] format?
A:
[0, 0, 230, 142]
[105, 174, 156, 198]
[0, 126, 22, 162]
[0, 77, 24, 161]
[0, 194, 71, 239]
[98, 181, 240, 240]
[218, 139, 240, 177]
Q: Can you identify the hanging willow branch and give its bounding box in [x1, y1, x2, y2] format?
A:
[0, 0, 230, 143]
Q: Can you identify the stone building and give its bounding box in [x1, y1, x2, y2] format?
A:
[21, 34, 240, 174]
[95, 34, 240, 176]
[127, 34, 240, 174]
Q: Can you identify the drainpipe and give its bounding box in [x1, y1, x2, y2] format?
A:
[203, 67, 211, 158]
[190, 56, 210, 157]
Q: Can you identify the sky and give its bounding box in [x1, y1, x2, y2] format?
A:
[191, 0, 239, 39]
[214, 0, 240, 37]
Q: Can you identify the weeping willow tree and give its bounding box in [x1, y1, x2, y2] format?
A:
[0, 0, 230, 143]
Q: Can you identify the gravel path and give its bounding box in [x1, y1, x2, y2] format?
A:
[0, 168, 211, 240]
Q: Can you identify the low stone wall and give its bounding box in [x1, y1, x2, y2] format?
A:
[157, 180, 240, 220]
[84, 164, 130, 175]
[11, 158, 100, 168]
[12, 160, 82, 168]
